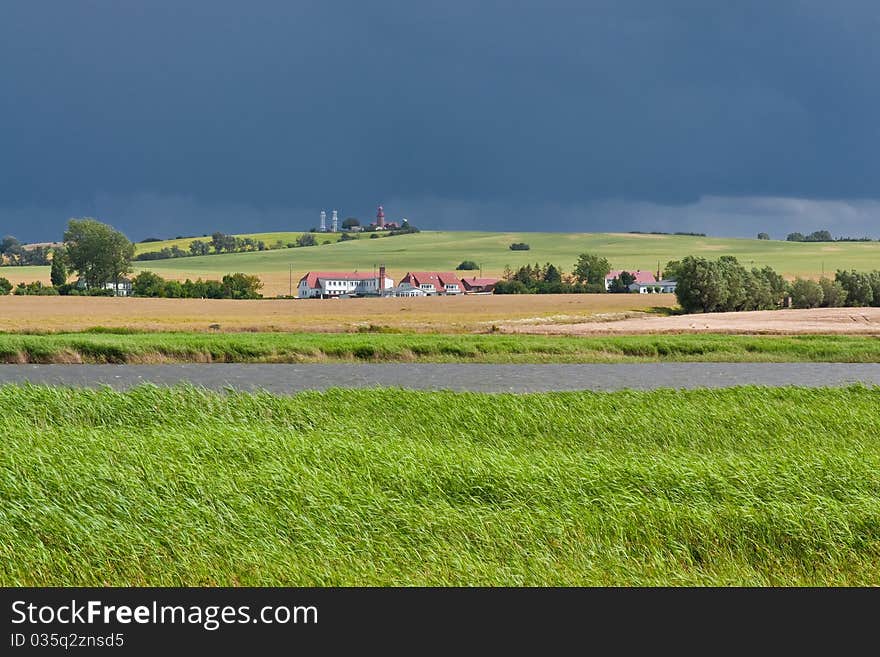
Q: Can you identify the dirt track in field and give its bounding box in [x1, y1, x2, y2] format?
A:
[501, 307, 880, 336]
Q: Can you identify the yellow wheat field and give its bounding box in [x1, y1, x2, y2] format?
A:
[0, 294, 675, 333]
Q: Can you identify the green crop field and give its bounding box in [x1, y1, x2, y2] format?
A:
[7, 231, 880, 297]
[2, 332, 880, 364]
[2, 384, 879, 585]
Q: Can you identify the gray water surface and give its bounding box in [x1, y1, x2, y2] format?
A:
[1, 363, 879, 393]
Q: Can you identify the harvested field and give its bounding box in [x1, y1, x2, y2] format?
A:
[0, 294, 675, 333]
[503, 307, 880, 336]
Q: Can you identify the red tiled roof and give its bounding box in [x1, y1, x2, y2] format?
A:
[606, 270, 656, 284]
[460, 277, 499, 289]
[401, 272, 462, 288]
[299, 271, 378, 288]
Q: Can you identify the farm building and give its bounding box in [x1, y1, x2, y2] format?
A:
[604, 270, 656, 291]
[398, 272, 463, 295]
[460, 277, 499, 294]
[298, 268, 394, 298]
[629, 280, 677, 294]
[75, 277, 133, 297]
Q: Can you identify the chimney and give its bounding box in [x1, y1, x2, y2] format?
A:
[379, 265, 386, 293]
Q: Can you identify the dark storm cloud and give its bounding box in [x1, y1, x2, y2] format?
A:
[1, 1, 879, 240]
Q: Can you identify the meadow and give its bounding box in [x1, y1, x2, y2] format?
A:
[2, 332, 880, 363]
[6, 230, 880, 296]
[2, 384, 879, 586]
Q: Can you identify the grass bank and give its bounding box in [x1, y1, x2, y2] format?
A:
[0, 331, 879, 363]
[1, 385, 879, 585]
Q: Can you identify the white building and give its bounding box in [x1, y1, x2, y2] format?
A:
[297, 270, 394, 298]
[393, 286, 427, 297]
[76, 278, 133, 296]
[629, 280, 677, 294]
[605, 270, 657, 291]
[397, 272, 463, 296]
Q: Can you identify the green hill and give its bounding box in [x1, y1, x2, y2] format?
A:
[133, 231, 351, 255]
[136, 230, 880, 278]
[8, 231, 880, 296]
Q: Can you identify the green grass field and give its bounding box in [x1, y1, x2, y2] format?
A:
[2, 384, 878, 585]
[134, 230, 880, 278]
[133, 231, 351, 255]
[8, 231, 880, 289]
[2, 332, 880, 363]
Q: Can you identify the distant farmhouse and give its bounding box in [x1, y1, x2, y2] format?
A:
[397, 272, 462, 296]
[460, 277, 499, 294]
[76, 277, 133, 297]
[630, 279, 677, 294]
[297, 267, 394, 298]
[604, 270, 656, 291]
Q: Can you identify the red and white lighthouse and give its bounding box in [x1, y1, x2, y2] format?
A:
[376, 204, 385, 228]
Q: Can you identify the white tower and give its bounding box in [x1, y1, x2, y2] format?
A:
[319, 210, 327, 232]
[331, 209, 338, 232]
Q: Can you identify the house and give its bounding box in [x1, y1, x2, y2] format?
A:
[604, 270, 656, 291]
[298, 268, 394, 298]
[393, 286, 428, 297]
[398, 272, 463, 295]
[460, 276, 499, 294]
[75, 277, 133, 297]
[629, 279, 677, 294]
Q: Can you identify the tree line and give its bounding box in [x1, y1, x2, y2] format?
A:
[0, 236, 52, 266]
[494, 254, 613, 294]
[672, 255, 880, 312]
[134, 232, 273, 261]
[0, 218, 264, 299]
[130, 271, 262, 299]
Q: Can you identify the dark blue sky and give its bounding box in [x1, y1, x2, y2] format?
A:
[2, 1, 879, 240]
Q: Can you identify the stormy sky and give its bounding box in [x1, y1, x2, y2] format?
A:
[2, 1, 879, 241]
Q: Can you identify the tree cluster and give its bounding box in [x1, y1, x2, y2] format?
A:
[0, 236, 52, 266]
[673, 256, 788, 313]
[495, 262, 602, 294]
[12, 281, 60, 296]
[64, 218, 134, 289]
[672, 255, 880, 313]
[508, 242, 531, 251]
[628, 231, 706, 237]
[131, 271, 263, 299]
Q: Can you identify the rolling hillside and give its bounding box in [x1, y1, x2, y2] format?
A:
[133, 231, 351, 255]
[5, 231, 880, 297]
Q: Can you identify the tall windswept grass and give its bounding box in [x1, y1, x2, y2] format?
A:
[1, 384, 879, 585]
[0, 332, 879, 363]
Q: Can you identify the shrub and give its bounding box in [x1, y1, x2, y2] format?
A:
[509, 242, 530, 251]
[790, 278, 824, 309]
[0, 277, 11, 295]
[370, 233, 380, 239]
[13, 281, 59, 296]
[818, 277, 847, 307]
[457, 261, 479, 270]
[296, 233, 318, 247]
[835, 270, 874, 307]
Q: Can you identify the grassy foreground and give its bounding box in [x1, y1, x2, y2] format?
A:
[1, 331, 879, 363]
[1, 384, 879, 585]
